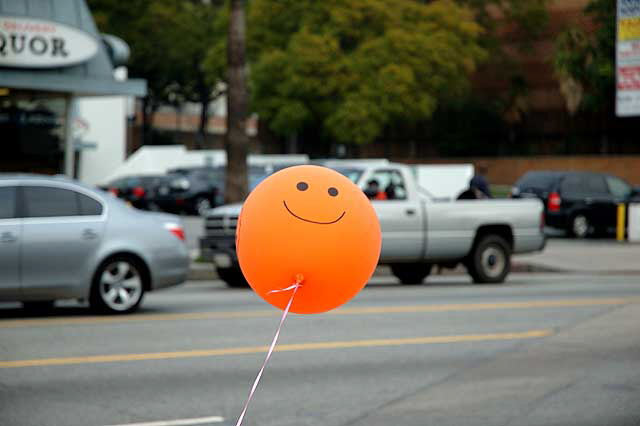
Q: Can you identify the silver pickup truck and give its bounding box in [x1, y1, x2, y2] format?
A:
[200, 162, 545, 287]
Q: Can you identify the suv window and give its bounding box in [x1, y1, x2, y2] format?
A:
[585, 174, 609, 194]
[195, 171, 210, 182]
[606, 176, 632, 199]
[110, 177, 128, 189]
[123, 177, 142, 188]
[559, 174, 585, 194]
[516, 172, 562, 190]
[0, 186, 17, 219]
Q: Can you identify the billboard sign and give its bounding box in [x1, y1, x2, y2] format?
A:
[0, 16, 99, 68]
[617, 0, 640, 116]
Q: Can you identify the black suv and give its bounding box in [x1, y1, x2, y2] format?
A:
[151, 167, 224, 216]
[103, 175, 164, 210]
[150, 165, 278, 216]
[512, 170, 640, 238]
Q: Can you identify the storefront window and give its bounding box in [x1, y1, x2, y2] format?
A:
[0, 90, 66, 174]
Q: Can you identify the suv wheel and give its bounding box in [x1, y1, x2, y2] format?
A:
[390, 263, 432, 285]
[90, 256, 146, 314]
[570, 214, 590, 239]
[466, 235, 511, 284]
[195, 196, 212, 216]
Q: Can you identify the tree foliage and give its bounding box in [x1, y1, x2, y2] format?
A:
[89, 0, 226, 144]
[248, 0, 487, 146]
[459, 0, 549, 47]
[553, 0, 615, 114]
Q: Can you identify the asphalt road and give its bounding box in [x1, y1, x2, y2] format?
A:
[1, 274, 640, 426]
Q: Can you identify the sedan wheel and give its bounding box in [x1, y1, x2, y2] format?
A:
[91, 258, 145, 313]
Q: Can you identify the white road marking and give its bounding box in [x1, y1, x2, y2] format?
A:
[104, 416, 225, 426]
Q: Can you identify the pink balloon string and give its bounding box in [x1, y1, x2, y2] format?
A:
[234, 277, 303, 426]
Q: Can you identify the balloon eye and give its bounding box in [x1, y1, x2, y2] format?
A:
[297, 182, 308, 191]
[328, 187, 338, 196]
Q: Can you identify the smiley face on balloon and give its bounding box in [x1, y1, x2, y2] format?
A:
[237, 165, 382, 314]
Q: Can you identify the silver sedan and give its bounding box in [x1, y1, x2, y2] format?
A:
[0, 175, 189, 313]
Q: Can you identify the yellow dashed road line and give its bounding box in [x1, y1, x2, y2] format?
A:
[0, 329, 551, 368]
[0, 297, 636, 328]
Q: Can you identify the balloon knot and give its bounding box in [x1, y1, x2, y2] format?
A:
[267, 279, 303, 294]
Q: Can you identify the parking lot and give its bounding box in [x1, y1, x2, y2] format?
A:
[2, 270, 639, 426]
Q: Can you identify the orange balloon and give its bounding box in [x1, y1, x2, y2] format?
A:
[237, 165, 381, 314]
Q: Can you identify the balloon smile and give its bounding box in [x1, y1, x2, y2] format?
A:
[283, 200, 345, 225]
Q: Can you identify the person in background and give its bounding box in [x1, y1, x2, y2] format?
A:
[384, 181, 397, 200]
[364, 179, 387, 200]
[470, 165, 492, 198]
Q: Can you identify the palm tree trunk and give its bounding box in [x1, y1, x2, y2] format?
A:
[197, 87, 210, 150]
[224, 0, 249, 203]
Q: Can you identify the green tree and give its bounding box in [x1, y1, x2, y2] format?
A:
[554, 0, 615, 114]
[460, 0, 549, 47]
[248, 0, 487, 149]
[553, 0, 615, 151]
[89, 0, 226, 146]
[454, 0, 549, 154]
[90, 0, 177, 144]
[171, 1, 227, 148]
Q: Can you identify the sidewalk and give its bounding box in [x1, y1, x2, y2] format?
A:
[514, 239, 640, 274]
[187, 239, 640, 281]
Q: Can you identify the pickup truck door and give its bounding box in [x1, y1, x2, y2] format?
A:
[365, 169, 424, 260]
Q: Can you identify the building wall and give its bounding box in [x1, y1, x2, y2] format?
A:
[76, 96, 127, 185]
[399, 155, 640, 186]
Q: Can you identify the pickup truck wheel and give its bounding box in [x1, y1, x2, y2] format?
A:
[217, 266, 249, 288]
[390, 263, 432, 285]
[467, 235, 511, 284]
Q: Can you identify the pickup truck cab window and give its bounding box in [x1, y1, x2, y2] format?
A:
[367, 170, 407, 200]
